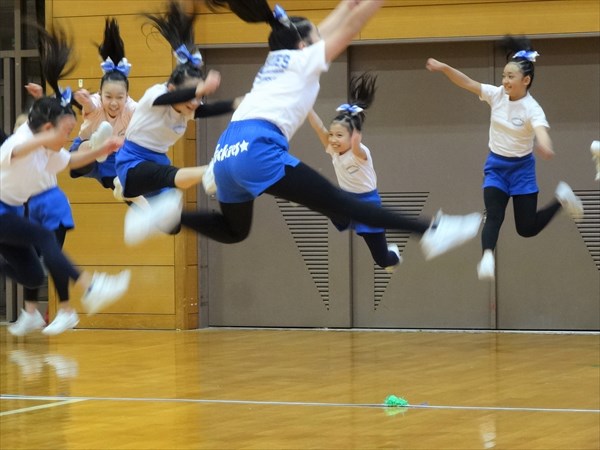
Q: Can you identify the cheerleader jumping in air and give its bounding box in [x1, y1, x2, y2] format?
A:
[308, 73, 401, 272]
[0, 26, 130, 336]
[125, 0, 482, 261]
[70, 17, 137, 195]
[119, 0, 242, 242]
[427, 36, 584, 280]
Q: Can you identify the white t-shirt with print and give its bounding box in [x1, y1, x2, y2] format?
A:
[327, 143, 377, 194]
[125, 83, 193, 154]
[0, 123, 70, 206]
[232, 40, 330, 141]
[480, 84, 549, 158]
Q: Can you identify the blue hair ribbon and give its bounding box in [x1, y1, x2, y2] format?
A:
[59, 86, 72, 107]
[513, 50, 539, 62]
[174, 44, 203, 68]
[273, 4, 292, 27]
[336, 103, 364, 116]
[100, 57, 132, 77]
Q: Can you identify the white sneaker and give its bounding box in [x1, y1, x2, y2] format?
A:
[8, 309, 46, 336]
[90, 121, 113, 162]
[591, 140, 600, 181]
[555, 181, 584, 220]
[124, 189, 183, 246]
[42, 309, 79, 335]
[420, 212, 482, 260]
[384, 243, 403, 273]
[202, 159, 217, 195]
[113, 176, 125, 201]
[477, 250, 495, 281]
[81, 270, 131, 315]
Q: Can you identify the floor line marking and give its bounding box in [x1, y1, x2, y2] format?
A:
[1, 394, 598, 414]
[0, 399, 86, 417]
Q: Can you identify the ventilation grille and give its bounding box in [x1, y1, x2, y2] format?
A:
[276, 198, 331, 310]
[574, 189, 600, 270]
[374, 192, 429, 310]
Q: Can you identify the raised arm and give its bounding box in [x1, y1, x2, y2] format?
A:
[73, 89, 97, 115]
[425, 58, 482, 96]
[308, 110, 330, 150]
[320, 0, 384, 64]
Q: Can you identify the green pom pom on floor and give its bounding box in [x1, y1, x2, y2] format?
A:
[384, 395, 409, 407]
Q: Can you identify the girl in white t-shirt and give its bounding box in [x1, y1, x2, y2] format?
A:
[426, 35, 583, 281]
[126, 0, 482, 261]
[0, 26, 130, 336]
[71, 18, 137, 192]
[115, 1, 240, 216]
[308, 73, 401, 272]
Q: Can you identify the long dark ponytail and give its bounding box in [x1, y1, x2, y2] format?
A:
[204, 0, 314, 50]
[332, 72, 377, 133]
[142, 0, 204, 86]
[28, 24, 76, 132]
[500, 35, 538, 89]
[98, 18, 130, 91]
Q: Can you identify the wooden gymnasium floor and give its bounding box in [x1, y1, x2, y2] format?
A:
[1, 325, 599, 449]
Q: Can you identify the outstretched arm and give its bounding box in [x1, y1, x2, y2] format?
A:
[308, 110, 330, 150]
[426, 58, 482, 96]
[73, 89, 97, 115]
[69, 136, 124, 169]
[320, 0, 384, 64]
[350, 129, 367, 160]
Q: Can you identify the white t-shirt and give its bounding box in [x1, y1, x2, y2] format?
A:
[125, 83, 193, 153]
[327, 143, 377, 193]
[0, 123, 70, 206]
[79, 93, 137, 139]
[480, 84, 549, 158]
[232, 40, 329, 141]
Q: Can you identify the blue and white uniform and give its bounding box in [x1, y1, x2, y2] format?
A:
[0, 123, 72, 227]
[116, 83, 191, 196]
[480, 84, 549, 196]
[214, 40, 329, 203]
[327, 143, 383, 234]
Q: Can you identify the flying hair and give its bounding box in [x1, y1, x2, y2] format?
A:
[333, 72, 378, 133]
[500, 35, 537, 89]
[203, 0, 313, 50]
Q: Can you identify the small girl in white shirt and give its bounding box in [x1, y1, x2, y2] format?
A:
[116, 0, 240, 215]
[427, 35, 583, 280]
[71, 18, 137, 192]
[309, 73, 401, 272]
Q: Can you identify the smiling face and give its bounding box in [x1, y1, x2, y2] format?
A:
[328, 122, 352, 155]
[502, 62, 531, 101]
[100, 80, 128, 119]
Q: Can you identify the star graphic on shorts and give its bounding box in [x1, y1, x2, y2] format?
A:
[240, 140, 249, 152]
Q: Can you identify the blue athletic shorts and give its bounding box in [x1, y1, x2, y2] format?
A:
[27, 187, 74, 230]
[213, 119, 300, 203]
[483, 151, 538, 196]
[116, 139, 171, 195]
[70, 137, 117, 182]
[332, 189, 384, 234]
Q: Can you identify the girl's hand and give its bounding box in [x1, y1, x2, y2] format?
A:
[25, 83, 44, 99]
[74, 88, 92, 104]
[351, 129, 362, 147]
[196, 70, 221, 98]
[425, 58, 444, 72]
[98, 136, 125, 155]
[535, 144, 555, 160]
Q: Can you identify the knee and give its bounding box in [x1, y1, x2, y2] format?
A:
[515, 226, 537, 238]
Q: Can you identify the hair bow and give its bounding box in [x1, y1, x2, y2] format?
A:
[174, 44, 203, 68]
[336, 103, 364, 116]
[100, 57, 132, 77]
[273, 4, 292, 27]
[513, 50, 540, 62]
[59, 86, 72, 107]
